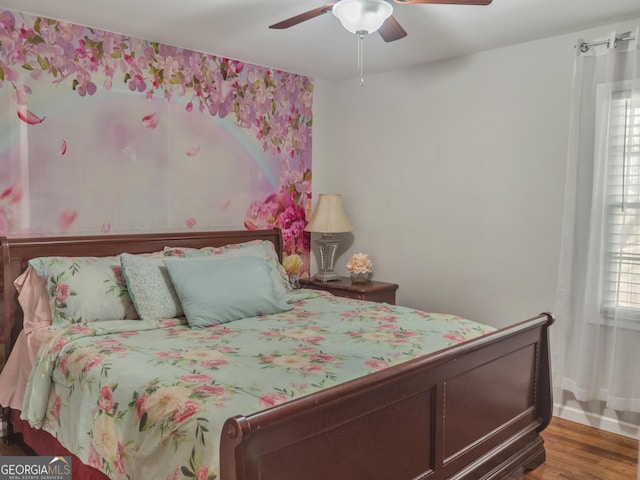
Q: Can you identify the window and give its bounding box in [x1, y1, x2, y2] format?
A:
[603, 89, 640, 320]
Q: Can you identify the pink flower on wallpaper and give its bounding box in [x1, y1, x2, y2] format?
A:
[58, 210, 77, 231]
[185, 217, 197, 229]
[0, 10, 15, 32]
[102, 222, 111, 233]
[128, 74, 147, 93]
[245, 190, 310, 257]
[279, 203, 309, 255]
[76, 81, 97, 97]
[17, 106, 45, 125]
[141, 112, 159, 129]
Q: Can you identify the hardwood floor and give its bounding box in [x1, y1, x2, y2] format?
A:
[1, 417, 638, 478]
[511, 417, 639, 479]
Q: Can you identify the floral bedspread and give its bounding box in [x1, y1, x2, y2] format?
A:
[22, 290, 494, 480]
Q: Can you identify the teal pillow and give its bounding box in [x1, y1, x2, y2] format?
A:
[169, 240, 292, 299]
[163, 256, 292, 328]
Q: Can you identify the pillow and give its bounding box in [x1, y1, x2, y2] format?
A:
[119, 253, 183, 320]
[164, 240, 292, 299]
[14, 265, 53, 333]
[28, 256, 138, 328]
[163, 239, 263, 256]
[163, 255, 292, 329]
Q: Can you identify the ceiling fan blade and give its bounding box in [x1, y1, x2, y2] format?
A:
[393, 0, 491, 4]
[269, 4, 336, 29]
[378, 16, 408, 42]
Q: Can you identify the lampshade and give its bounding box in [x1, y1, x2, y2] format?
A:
[332, 0, 393, 35]
[305, 194, 353, 233]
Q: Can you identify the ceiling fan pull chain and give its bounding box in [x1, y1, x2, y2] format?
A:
[357, 31, 365, 86]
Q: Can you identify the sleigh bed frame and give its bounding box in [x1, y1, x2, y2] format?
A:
[1, 228, 554, 480]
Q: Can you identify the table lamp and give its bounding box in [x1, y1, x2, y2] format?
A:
[305, 194, 353, 282]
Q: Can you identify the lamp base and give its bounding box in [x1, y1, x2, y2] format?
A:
[313, 234, 342, 283]
[312, 271, 341, 282]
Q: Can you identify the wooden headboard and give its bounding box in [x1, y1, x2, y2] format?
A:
[1, 228, 283, 367]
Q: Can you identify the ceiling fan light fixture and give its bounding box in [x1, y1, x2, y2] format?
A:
[332, 0, 393, 35]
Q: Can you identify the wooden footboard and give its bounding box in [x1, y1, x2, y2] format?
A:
[220, 312, 553, 480]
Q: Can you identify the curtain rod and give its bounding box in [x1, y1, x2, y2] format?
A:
[579, 34, 636, 53]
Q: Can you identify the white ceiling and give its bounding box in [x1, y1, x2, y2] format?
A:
[1, 0, 640, 81]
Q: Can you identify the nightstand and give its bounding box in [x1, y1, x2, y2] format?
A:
[300, 276, 398, 305]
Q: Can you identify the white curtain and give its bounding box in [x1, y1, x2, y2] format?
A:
[556, 27, 640, 414]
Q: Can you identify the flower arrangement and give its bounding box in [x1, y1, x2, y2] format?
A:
[346, 253, 373, 275]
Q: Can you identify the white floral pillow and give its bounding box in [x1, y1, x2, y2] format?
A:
[163, 240, 292, 298]
[28, 256, 139, 328]
[119, 252, 184, 321]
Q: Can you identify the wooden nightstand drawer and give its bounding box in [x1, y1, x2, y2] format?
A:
[300, 276, 398, 305]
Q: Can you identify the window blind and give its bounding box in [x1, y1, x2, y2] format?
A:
[604, 91, 640, 311]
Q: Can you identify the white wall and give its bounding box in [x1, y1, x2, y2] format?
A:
[312, 16, 640, 439]
[312, 30, 577, 326]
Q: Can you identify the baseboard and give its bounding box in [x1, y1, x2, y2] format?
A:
[553, 403, 640, 439]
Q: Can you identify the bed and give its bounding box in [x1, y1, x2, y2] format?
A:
[0, 228, 554, 480]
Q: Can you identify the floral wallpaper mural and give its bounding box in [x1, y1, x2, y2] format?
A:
[0, 9, 312, 276]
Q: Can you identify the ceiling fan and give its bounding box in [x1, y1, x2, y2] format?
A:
[270, 0, 493, 43]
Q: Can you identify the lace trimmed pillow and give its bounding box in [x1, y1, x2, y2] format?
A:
[119, 252, 184, 321]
